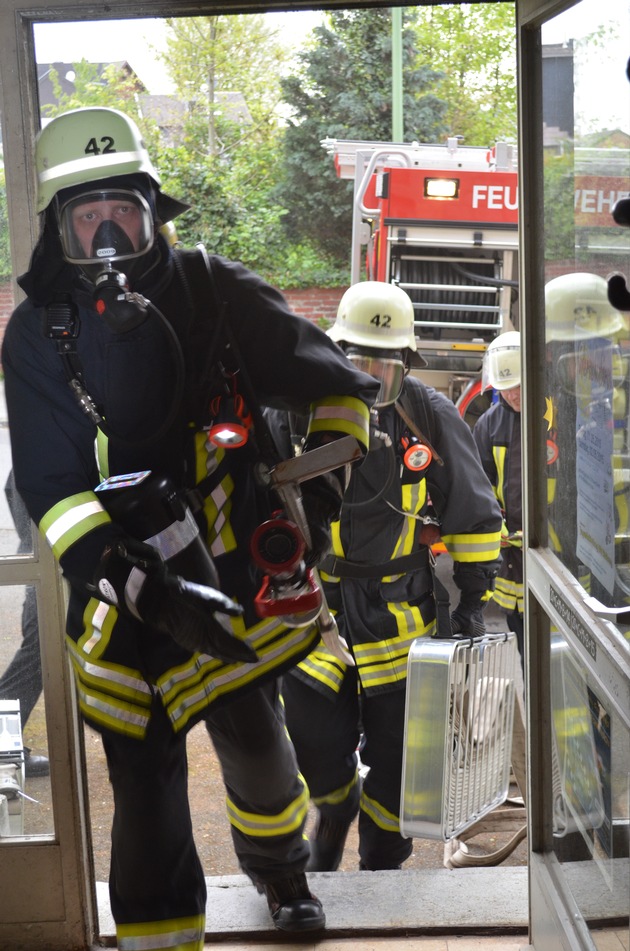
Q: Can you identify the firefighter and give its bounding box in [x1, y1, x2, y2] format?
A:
[545, 271, 629, 600]
[2, 107, 378, 946]
[267, 281, 503, 872]
[472, 331, 525, 666]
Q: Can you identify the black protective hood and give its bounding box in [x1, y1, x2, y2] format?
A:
[18, 173, 188, 306]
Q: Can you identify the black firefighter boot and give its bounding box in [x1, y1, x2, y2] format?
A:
[307, 781, 361, 872]
[259, 873, 326, 933]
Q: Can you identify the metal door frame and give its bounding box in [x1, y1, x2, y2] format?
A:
[518, 1, 630, 949]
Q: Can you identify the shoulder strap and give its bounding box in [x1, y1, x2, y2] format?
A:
[396, 380, 453, 635]
[395, 382, 444, 466]
[192, 246, 281, 469]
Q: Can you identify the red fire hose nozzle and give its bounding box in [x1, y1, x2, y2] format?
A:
[250, 516, 322, 621]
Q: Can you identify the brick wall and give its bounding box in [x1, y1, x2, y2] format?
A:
[0, 280, 13, 344]
[281, 286, 344, 326]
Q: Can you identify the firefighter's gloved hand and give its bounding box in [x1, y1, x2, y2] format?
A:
[300, 471, 344, 567]
[450, 605, 487, 638]
[450, 560, 500, 639]
[92, 537, 257, 664]
[138, 571, 257, 664]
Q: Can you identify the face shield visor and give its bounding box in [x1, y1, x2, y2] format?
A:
[57, 188, 154, 266]
[346, 347, 406, 407]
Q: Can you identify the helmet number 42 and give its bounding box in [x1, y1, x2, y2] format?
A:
[370, 313, 391, 328]
[85, 136, 116, 156]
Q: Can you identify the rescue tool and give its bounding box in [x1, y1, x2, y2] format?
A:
[252, 435, 363, 666]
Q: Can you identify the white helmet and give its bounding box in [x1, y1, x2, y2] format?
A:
[483, 331, 521, 391]
[329, 282, 423, 358]
[35, 107, 188, 222]
[329, 282, 426, 407]
[545, 272, 624, 342]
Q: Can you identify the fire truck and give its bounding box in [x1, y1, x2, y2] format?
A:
[323, 136, 520, 424]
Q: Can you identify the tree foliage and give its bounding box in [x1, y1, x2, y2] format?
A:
[544, 147, 575, 262]
[2, 8, 522, 288]
[161, 15, 287, 159]
[153, 15, 342, 285]
[412, 3, 517, 146]
[279, 8, 448, 262]
[42, 60, 146, 119]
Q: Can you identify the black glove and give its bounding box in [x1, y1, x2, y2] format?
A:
[300, 471, 344, 567]
[450, 604, 487, 638]
[93, 538, 258, 664]
[450, 560, 500, 639]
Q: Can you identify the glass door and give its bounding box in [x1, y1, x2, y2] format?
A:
[521, 1, 630, 948]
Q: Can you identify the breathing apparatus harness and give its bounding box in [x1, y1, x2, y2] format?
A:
[45, 256, 187, 450]
[192, 247, 359, 663]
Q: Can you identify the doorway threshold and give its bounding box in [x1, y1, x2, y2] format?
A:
[96, 866, 529, 943]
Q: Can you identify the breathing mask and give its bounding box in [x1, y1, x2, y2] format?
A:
[345, 346, 407, 407]
[57, 187, 156, 333]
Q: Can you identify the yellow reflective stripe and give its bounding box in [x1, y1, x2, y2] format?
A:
[67, 638, 152, 706]
[295, 648, 347, 692]
[79, 597, 117, 658]
[226, 774, 309, 837]
[400, 481, 426, 520]
[386, 483, 423, 565]
[353, 616, 435, 690]
[492, 444, 507, 509]
[386, 600, 427, 640]
[67, 656, 151, 739]
[195, 430, 219, 482]
[494, 577, 524, 612]
[204, 476, 236, 557]
[117, 914, 205, 951]
[308, 395, 371, 451]
[353, 633, 415, 691]
[442, 531, 501, 563]
[158, 616, 320, 732]
[96, 427, 109, 479]
[311, 772, 360, 809]
[547, 476, 556, 504]
[360, 789, 400, 833]
[40, 492, 111, 558]
[330, 520, 344, 559]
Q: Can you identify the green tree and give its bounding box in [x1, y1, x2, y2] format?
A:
[278, 8, 447, 262]
[544, 147, 575, 262]
[41, 60, 161, 156]
[413, 3, 517, 146]
[155, 14, 344, 286]
[42, 60, 145, 119]
[160, 15, 287, 159]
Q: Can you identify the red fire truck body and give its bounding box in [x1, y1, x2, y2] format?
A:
[325, 137, 520, 415]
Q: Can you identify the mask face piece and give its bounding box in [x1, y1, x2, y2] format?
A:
[57, 189, 154, 266]
[346, 348, 406, 407]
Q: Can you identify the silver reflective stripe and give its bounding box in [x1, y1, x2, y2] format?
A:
[144, 507, 199, 560]
[79, 692, 151, 731]
[38, 150, 148, 184]
[125, 566, 147, 619]
[361, 791, 401, 831]
[45, 499, 105, 547]
[82, 599, 110, 654]
[68, 641, 152, 698]
[118, 924, 204, 950]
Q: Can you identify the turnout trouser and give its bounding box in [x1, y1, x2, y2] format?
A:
[101, 678, 309, 950]
[282, 668, 413, 870]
